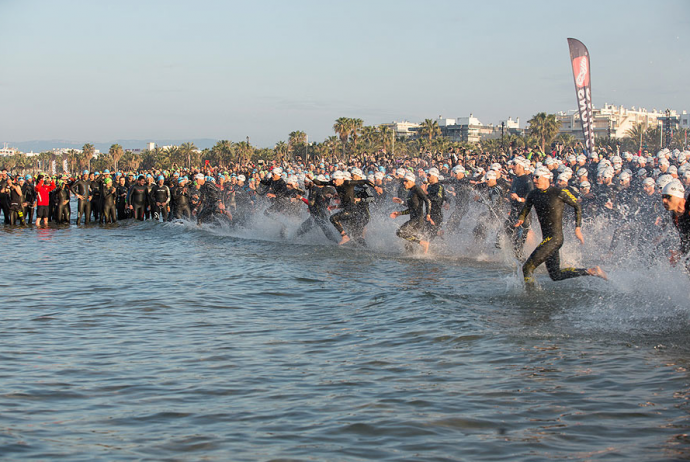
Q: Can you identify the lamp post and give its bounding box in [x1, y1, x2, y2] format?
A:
[500, 121, 505, 150]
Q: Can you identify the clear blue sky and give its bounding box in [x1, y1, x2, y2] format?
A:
[1, 0, 688, 147]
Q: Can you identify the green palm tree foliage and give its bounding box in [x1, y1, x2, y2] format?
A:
[527, 113, 561, 153]
[419, 119, 441, 141]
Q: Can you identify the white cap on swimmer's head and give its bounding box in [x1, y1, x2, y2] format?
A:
[657, 174, 674, 190]
[332, 171, 344, 180]
[662, 180, 685, 199]
[485, 170, 497, 180]
[404, 172, 416, 183]
[534, 167, 553, 179]
[428, 167, 439, 177]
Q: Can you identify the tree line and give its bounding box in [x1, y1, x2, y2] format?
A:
[3, 113, 687, 174]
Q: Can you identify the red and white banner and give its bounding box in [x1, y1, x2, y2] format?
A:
[567, 38, 595, 155]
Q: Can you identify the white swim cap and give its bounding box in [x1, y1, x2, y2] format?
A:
[662, 180, 685, 199]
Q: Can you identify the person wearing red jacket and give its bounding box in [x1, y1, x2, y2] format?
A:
[34, 174, 56, 227]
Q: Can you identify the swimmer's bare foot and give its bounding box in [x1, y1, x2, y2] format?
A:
[588, 266, 608, 280]
[420, 240, 430, 254]
[338, 234, 350, 245]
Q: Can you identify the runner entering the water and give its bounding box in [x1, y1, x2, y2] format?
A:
[515, 167, 607, 288]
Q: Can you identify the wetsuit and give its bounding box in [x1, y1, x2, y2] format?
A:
[116, 183, 129, 220]
[128, 183, 148, 221]
[231, 185, 253, 226]
[173, 185, 192, 219]
[322, 179, 376, 246]
[294, 184, 339, 242]
[505, 173, 534, 257]
[425, 181, 447, 239]
[518, 186, 591, 284]
[441, 176, 473, 231]
[670, 199, 690, 272]
[101, 184, 117, 223]
[55, 183, 71, 223]
[257, 176, 293, 236]
[22, 182, 36, 224]
[149, 184, 171, 221]
[91, 178, 102, 221]
[0, 178, 9, 224]
[197, 182, 225, 224]
[71, 178, 93, 224]
[144, 182, 155, 219]
[396, 185, 431, 244]
[8, 184, 26, 225]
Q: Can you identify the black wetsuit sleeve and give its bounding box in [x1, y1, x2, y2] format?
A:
[558, 187, 582, 228]
[517, 190, 534, 223]
[418, 187, 431, 215]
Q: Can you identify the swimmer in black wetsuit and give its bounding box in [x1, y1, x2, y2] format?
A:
[294, 175, 339, 242]
[661, 181, 690, 272]
[390, 172, 433, 254]
[55, 179, 71, 224]
[315, 169, 381, 246]
[101, 178, 117, 223]
[127, 175, 148, 221]
[423, 168, 448, 239]
[173, 177, 192, 219]
[149, 175, 171, 222]
[515, 167, 606, 287]
[72, 171, 93, 224]
[116, 176, 129, 220]
[505, 158, 534, 258]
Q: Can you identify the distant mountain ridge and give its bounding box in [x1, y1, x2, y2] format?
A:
[3, 139, 219, 153]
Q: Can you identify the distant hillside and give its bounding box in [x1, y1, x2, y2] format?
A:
[3, 139, 219, 153]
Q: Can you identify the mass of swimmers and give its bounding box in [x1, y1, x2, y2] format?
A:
[1, 145, 689, 286]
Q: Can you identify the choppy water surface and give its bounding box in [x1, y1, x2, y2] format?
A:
[2, 215, 690, 461]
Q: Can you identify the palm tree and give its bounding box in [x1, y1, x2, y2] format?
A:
[235, 141, 253, 165]
[274, 141, 288, 164]
[349, 118, 363, 153]
[527, 113, 561, 153]
[212, 140, 235, 166]
[121, 151, 140, 171]
[81, 143, 96, 171]
[288, 131, 307, 161]
[333, 117, 351, 158]
[378, 125, 394, 154]
[322, 136, 339, 162]
[179, 142, 198, 169]
[554, 133, 578, 149]
[109, 144, 124, 171]
[418, 119, 441, 141]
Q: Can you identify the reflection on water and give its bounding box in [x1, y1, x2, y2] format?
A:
[0, 219, 689, 460]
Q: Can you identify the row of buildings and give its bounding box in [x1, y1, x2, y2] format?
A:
[382, 104, 690, 144]
[3, 105, 689, 157]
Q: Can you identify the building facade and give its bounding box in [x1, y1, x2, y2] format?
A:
[379, 121, 420, 138]
[556, 103, 686, 140]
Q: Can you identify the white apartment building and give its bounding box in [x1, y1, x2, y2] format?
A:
[380, 121, 421, 138]
[0, 143, 19, 157]
[556, 104, 686, 140]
